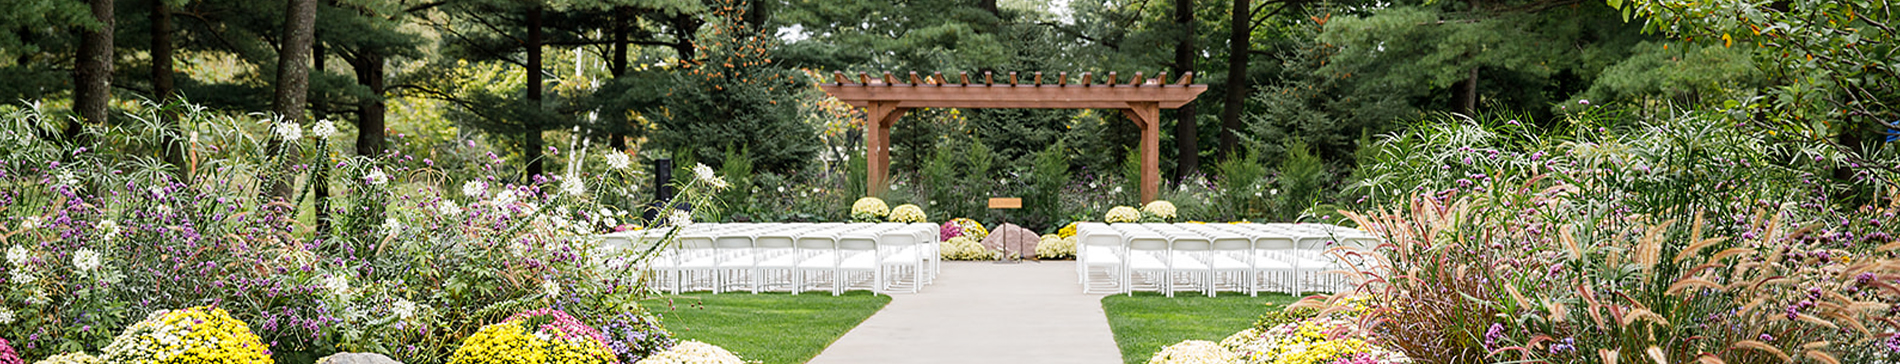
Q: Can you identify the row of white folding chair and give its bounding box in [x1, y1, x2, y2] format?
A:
[1196, 223, 1382, 294]
[1072, 223, 1381, 296]
[695, 223, 936, 295]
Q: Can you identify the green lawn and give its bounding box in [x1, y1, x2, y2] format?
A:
[652, 292, 891, 364]
[1101, 292, 1302, 364]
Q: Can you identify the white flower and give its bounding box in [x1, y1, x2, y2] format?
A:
[542, 280, 561, 298]
[273, 121, 303, 140]
[605, 152, 631, 169]
[493, 189, 518, 207]
[311, 119, 338, 140]
[148, 186, 167, 199]
[72, 249, 101, 272]
[10, 271, 34, 285]
[382, 218, 403, 233]
[23, 290, 45, 305]
[55, 170, 78, 187]
[364, 169, 389, 185]
[18, 216, 39, 230]
[392, 298, 417, 320]
[1112, 186, 1123, 194]
[692, 163, 729, 189]
[561, 178, 585, 196]
[1270, 189, 1280, 195]
[0, 307, 14, 324]
[776, 186, 786, 193]
[323, 274, 350, 299]
[437, 202, 464, 216]
[669, 209, 693, 227]
[461, 180, 487, 198]
[6, 246, 28, 266]
[98, 219, 120, 240]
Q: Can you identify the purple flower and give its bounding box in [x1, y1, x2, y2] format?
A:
[1483, 323, 1506, 348]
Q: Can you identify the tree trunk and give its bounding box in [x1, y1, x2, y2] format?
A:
[980, 0, 998, 17]
[72, 0, 115, 139]
[1218, 0, 1249, 156]
[1453, 66, 1478, 115]
[312, 39, 327, 122]
[153, 0, 185, 171]
[266, 0, 319, 200]
[354, 51, 386, 157]
[1173, 0, 1199, 177]
[670, 14, 699, 61]
[609, 6, 628, 150]
[745, 0, 767, 30]
[524, 4, 546, 179]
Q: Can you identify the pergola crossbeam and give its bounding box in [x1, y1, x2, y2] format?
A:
[820, 71, 1207, 203]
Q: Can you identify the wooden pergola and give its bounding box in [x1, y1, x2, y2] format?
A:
[818, 71, 1208, 203]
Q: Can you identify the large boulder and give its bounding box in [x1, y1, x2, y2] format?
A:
[979, 223, 1041, 259]
[317, 353, 401, 364]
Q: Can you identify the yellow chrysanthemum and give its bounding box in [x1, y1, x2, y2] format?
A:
[888, 204, 927, 223]
[1142, 200, 1178, 221]
[1105, 206, 1140, 223]
[850, 197, 890, 222]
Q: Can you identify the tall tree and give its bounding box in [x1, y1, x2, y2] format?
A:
[1217, 0, 1249, 156]
[273, 0, 319, 121]
[72, 0, 115, 139]
[1172, 0, 1199, 177]
[524, 3, 545, 178]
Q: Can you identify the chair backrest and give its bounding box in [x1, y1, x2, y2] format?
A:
[753, 235, 796, 249]
[838, 235, 879, 253]
[714, 236, 753, 250]
[1170, 236, 1212, 252]
[1209, 236, 1252, 252]
[1255, 236, 1296, 250]
[1127, 235, 1169, 253]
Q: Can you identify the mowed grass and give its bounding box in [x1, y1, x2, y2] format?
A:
[653, 292, 891, 364]
[1101, 292, 1302, 364]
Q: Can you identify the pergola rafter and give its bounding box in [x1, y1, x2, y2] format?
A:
[819, 71, 1208, 203]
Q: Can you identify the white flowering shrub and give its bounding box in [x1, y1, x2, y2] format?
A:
[939, 236, 996, 261]
[1145, 340, 1236, 364]
[1034, 234, 1076, 260]
[632, 340, 744, 364]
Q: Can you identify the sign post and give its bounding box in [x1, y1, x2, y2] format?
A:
[988, 197, 1024, 264]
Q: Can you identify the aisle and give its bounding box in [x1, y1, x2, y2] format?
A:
[806, 260, 1122, 364]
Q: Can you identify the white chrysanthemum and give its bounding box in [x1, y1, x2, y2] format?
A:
[669, 209, 692, 227]
[392, 298, 417, 320]
[382, 217, 402, 233]
[642, 340, 746, 364]
[73, 248, 102, 272]
[493, 189, 518, 207]
[542, 280, 561, 298]
[0, 307, 14, 325]
[364, 169, 389, 185]
[1145, 340, 1237, 364]
[55, 170, 79, 187]
[7, 245, 29, 266]
[273, 121, 303, 140]
[461, 180, 487, 198]
[10, 271, 35, 285]
[98, 219, 120, 240]
[605, 151, 631, 169]
[323, 275, 349, 298]
[437, 202, 464, 216]
[311, 119, 338, 140]
[561, 178, 585, 196]
[1105, 206, 1141, 223]
[1142, 200, 1178, 221]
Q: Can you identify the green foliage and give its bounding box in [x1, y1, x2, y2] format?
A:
[963, 136, 995, 218]
[1212, 147, 1268, 221]
[1273, 139, 1327, 220]
[1120, 147, 1142, 205]
[921, 144, 959, 216]
[657, 293, 890, 364]
[1025, 140, 1070, 230]
[845, 150, 867, 198]
[1101, 293, 1301, 364]
[716, 144, 754, 221]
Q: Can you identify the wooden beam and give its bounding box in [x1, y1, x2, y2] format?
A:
[834, 71, 849, 84]
[1080, 73, 1092, 86]
[1057, 72, 1068, 86]
[819, 83, 1208, 109]
[1155, 72, 1167, 86]
[1130, 71, 1144, 86]
[883, 72, 896, 85]
[984, 71, 993, 85]
[1106, 72, 1117, 86]
[863, 101, 910, 197]
[908, 71, 922, 85]
[1008, 72, 1018, 86]
[932, 72, 946, 85]
[959, 72, 970, 85]
[1176, 72, 1194, 85]
[1032, 72, 1043, 85]
[859, 72, 871, 85]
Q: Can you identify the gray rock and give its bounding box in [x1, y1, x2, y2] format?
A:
[979, 223, 1040, 259]
[317, 353, 401, 364]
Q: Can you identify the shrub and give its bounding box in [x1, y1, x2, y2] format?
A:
[1213, 147, 1269, 221]
[593, 311, 676, 364]
[849, 197, 889, 222]
[30, 353, 101, 364]
[939, 237, 996, 261]
[631, 340, 742, 364]
[447, 308, 616, 364]
[1056, 222, 1079, 239]
[888, 204, 927, 223]
[1034, 234, 1075, 260]
[0, 338, 16, 364]
[1144, 340, 1236, 364]
[1104, 206, 1140, 223]
[1026, 140, 1070, 230]
[1274, 139, 1327, 221]
[946, 218, 988, 241]
[101, 306, 272, 364]
[1141, 200, 1178, 222]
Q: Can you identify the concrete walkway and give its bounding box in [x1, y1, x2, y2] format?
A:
[807, 261, 1122, 364]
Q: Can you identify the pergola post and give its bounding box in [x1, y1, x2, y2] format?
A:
[864, 101, 908, 196]
[1122, 102, 1161, 203]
